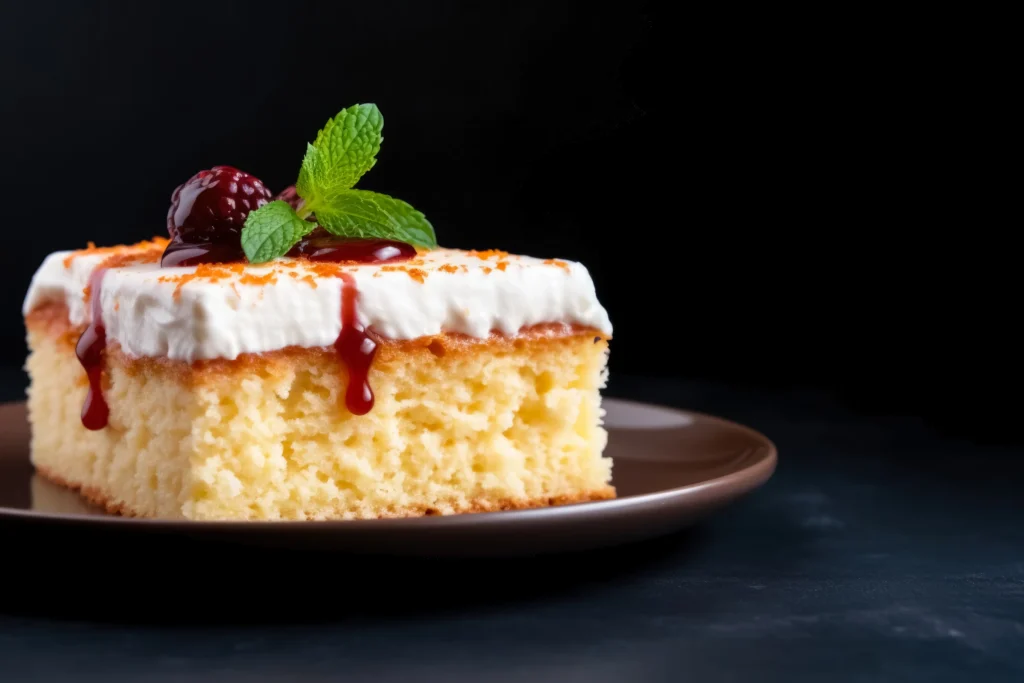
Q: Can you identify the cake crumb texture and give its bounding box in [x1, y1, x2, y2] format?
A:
[25, 315, 612, 520]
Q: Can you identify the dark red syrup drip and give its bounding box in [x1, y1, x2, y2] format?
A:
[300, 232, 414, 414]
[160, 239, 245, 267]
[336, 273, 377, 415]
[287, 230, 415, 263]
[75, 268, 110, 430]
[157, 223, 412, 416]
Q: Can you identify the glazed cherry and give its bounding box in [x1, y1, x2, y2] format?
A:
[166, 165, 272, 243]
[273, 184, 306, 213]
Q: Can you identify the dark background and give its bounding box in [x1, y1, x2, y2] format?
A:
[2, 5, 1022, 680]
[0, 0, 1013, 438]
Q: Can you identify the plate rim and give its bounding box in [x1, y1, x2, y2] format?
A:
[0, 397, 778, 529]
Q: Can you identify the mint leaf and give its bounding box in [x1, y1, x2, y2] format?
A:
[295, 143, 321, 202]
[241, 201, 316, 264]
[297, 103, 383, 209]
[316, 190, 437, 249]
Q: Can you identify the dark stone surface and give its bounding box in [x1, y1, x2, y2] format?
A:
[1, 370, 1022, 682]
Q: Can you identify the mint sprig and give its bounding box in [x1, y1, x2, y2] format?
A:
[241, 103, 436, 264]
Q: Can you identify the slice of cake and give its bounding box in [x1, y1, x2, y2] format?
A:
[21, 103, 613, 520]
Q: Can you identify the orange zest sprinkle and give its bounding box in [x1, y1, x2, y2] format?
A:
[196, 264, 237, 279]
[64, 236, 169, 269]
[466, 249, 509, 260]
[481, 266, 492, 274]
[543, 258, 570, 271]
[438, 264, 459, 274]
[282, 269, 317, 287]
[379, 264, 428, 283]
[158, 263, 240, 301]
[495, 261, 509, 271]
[305, 262, 345, 278]
[238, 271, 278, 287]
[100, 250, 161, 270]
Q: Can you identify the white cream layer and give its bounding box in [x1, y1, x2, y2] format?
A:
[23, 247, 612, 362]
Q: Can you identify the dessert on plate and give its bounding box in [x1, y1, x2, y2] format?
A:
[21, 104, 613, 520]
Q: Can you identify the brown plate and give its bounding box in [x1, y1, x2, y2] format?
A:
[0, 398, 776, 557]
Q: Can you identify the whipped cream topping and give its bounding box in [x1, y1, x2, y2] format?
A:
[23, 244, 612, 362]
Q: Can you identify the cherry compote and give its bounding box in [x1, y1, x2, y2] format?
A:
[287, 229, 415, 264]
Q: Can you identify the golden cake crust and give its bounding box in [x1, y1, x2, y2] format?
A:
[35, 464, 615, 519]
